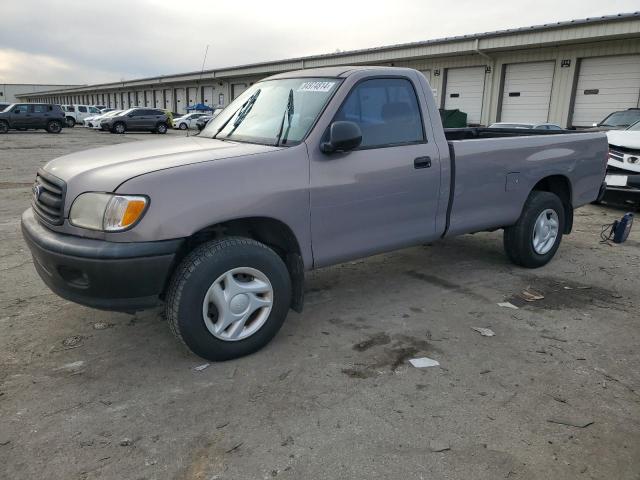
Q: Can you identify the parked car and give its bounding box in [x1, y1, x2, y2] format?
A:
[593, 108, 640, 130]
[195, 115, 213, 131]
[21, 66, 608, 361]
[100, 108, 169, 134]
[91, 110, 123, 130]
[172, 112, 209, 130]
[0, 103, 65, 134]
[603, 120, 640, 202]
[195, 109, 224, 131]
[60, 105, 101, 127]
[489, 122, 563, 130]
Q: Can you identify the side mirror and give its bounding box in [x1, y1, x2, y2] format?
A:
[592, 122, 598, 127]
[13, 109, 20, 114]
[320, 121, 362, 154]
[128, 114, 134, 118]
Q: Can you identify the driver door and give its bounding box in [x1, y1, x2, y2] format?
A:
[10, 104, 30, 128]
[309, 77, 442, 267]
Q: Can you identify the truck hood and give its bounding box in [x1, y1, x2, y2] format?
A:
[606, 130, 640, 150]
[44, 136, 280, 204]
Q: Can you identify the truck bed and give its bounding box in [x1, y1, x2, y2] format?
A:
[444, 131, 607, 237]
[444, 127, 581, 141]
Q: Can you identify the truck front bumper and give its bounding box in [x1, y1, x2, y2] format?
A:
[21, 208, 183, 312]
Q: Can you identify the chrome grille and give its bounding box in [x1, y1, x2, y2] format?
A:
[609, 148, 625, 162]
[32, 170, 66, 225]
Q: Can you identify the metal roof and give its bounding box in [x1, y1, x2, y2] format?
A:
[19, 11, 640, 97]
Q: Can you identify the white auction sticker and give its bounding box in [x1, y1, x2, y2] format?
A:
[298, 81, 336, 93]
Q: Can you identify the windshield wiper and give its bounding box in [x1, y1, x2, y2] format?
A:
[274, 89, 294, 146]
[213, 89, 261, 139]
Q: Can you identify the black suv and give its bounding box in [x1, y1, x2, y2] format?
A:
[0, 103, 65, 134]
[101, 108, 169, 134]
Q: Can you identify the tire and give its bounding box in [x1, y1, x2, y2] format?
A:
[112, 122, 126, 134]
[156, 122, 168, 134]
[504, 191, 565, 268]
[166, 237, 292, 361]
[46, 120, 62, 134]
[179, 123, 187, 130]
[0, 121, 8, 134]
[66, 117, 75, 128]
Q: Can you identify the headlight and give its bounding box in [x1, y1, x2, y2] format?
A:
[69, 193, 148, 231]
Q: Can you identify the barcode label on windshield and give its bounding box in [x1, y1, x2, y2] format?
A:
[298, 81, 336, 93]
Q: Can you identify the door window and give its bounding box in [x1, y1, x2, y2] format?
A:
[333, 78, 425, 148]
[13, 105, 29, 113]
[78, 106, 87, 112]
[32, 105, 51, 113]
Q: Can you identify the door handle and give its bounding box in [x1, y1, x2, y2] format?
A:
[414, 156, 431, 169]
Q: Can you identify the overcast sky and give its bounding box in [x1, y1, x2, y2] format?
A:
[1, 0, 638, 85]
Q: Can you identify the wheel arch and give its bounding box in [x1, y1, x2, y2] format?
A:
[531, 175, 573, 234]
[165, 216, 305, 312]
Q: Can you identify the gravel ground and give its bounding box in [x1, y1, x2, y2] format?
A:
[1, 128, 639, 480]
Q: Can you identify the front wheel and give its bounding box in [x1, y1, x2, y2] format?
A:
[0, 121, 8, 134]
[165, 237, 292, 361]
[504, 191, 565, 268]
[179, 123, 187, 130]
[46, 120, 62, 134]
[111, 122, 126, 134]
[65, 117, 75, 128]
[156, 122, 168, 134]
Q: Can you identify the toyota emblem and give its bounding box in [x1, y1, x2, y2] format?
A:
[32, 184, 43, 202]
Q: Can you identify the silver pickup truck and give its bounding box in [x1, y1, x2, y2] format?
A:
[22, 66, 608, 360]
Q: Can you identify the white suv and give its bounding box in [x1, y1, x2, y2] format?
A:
[61, 105, 101, 127]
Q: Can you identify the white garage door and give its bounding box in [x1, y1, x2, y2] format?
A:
[501, 61, 555, 123]
[203, 86, 214, 105]
[144, 90, 153, 107]
[154, 90, 163, 109]
[232, 83, 248, 100]
[164, 89, 173, 111]
[444, 66, 486, 125]
[187, 87, 198, 107]
[175, 88, 187, 113]
[419, 70, 437, 102]
[572, 55, 640, 127]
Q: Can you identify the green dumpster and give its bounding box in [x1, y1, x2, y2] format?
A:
[439, 109, 468, 128]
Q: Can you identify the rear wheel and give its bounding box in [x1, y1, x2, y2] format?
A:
[504, 191, 565, 268]
[112, 122, 126, 134]
[0, 121, 9, 134]
[65, 117, 75, 128]
[166, 237, 292, 361]
[46, 120, 62, 134]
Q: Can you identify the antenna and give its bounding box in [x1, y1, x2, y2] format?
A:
[188, 44, 210, 137]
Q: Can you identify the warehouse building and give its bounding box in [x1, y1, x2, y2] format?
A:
[1, 84, 80, 104]
[17, 12, 640, 128]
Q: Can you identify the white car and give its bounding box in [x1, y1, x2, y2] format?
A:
[172, 112, 209, 130]
[91, 110, 123, 130]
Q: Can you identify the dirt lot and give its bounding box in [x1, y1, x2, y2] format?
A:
[1, 128, 639, 480]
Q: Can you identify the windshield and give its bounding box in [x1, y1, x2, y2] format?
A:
[626, 120, 640, 131]
[202, 77, 341, 145]
[600, 110, 640, 127]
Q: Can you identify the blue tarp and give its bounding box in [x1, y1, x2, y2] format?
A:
[186, 103, 214, 112]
